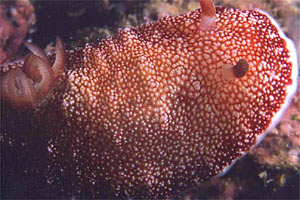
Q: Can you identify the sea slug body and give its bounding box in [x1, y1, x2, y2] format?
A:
[0, 0, 298, 198]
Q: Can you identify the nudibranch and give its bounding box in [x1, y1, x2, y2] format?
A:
[0, 0, 298, 198]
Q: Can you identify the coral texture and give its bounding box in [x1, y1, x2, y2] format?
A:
[0, 0, 35, 63]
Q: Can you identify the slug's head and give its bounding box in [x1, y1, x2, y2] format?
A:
[197, 0, 298, 144]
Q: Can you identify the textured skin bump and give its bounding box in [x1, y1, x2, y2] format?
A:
[1, 7, 297, 199]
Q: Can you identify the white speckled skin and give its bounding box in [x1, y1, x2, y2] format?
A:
[0, 4, 298, 200]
